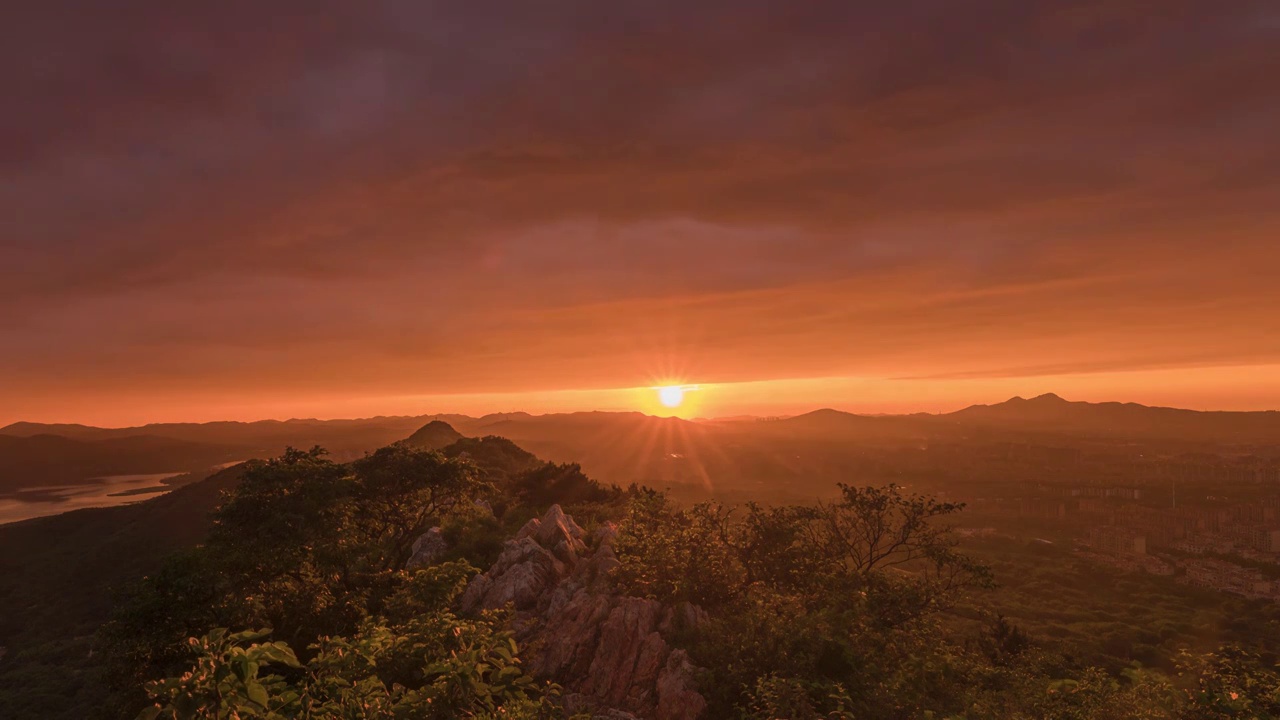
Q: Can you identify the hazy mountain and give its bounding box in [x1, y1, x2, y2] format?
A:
[467, 412, 719, 484]
[0, 422, 114, 440]
[0, 416, 459, 462]
[402, 421, 465, 450]
[945, 393, 1280, 443]
[7, 395, 1280, 497]
[761, 408, 936, 440]
[0, 434, 241, 492]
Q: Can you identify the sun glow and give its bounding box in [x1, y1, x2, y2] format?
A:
[657, 385, 686, 408]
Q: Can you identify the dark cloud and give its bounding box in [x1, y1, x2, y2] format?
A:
[2, 0, 1278, 421]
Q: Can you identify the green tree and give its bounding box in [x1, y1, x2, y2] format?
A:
[1176, 646, 1280, 719]
[349, 444, 490, 571]
[102, 446, 496, 718]
[610, 485, 994, 717]
[136, 562, 560, 720]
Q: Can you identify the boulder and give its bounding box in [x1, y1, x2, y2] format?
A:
[536, 504, 587, 543]
[656, 650, 707, 720]
[405, 527, 447, 569]
[516, 517, 542, 541]
[659, 602, 709, 637]
[460, 536, 565, 612]
[459, 505, 707, 719]
[593, 521, 620, 546]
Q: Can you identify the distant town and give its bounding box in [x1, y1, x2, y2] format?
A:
[924, 442, 1280, 601]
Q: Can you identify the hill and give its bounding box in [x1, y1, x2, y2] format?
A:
[0, 463, 248, 716]
[402, 421, 464, 450]
[0, 416, 451, 461]
[0, 434, 241, 493]
[760, 408, 937, 440]
[0, 428, 576, 719]
[946, 393, 1280, 443]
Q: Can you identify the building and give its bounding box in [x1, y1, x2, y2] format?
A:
[1088, 526, 1147, 555]
[1246, 527, 1280, 553]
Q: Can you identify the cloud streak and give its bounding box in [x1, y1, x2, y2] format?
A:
[2, 0, 1279, 422]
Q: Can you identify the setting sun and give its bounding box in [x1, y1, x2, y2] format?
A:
[657, 385, 685, 408]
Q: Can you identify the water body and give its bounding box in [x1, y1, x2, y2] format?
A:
[0, 473, 184, 525]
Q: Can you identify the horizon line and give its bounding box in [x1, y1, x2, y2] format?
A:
[5, 392, 1280, 431]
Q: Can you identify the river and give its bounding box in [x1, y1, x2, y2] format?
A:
[0, 473, 185, 525]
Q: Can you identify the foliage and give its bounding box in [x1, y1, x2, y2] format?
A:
[744, 675, 854, 720]
[438, 436, 541, 489]
[12, 435, 1280, 720]
[1176, 646, 1280, 719]
[953, 535, 1280, 673]
[138, 618, 559, 720]
[138, 629, 300, 720]
[611, 484, 995, 716]
[608, 484, 1280, 719]
[613, 483, 989, 612]
[507, 462, 621, 509]
[100, 445, 545, 719]
[612, 489, 747, 607]
[0, 465, 246, 720]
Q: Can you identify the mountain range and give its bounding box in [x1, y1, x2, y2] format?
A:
[4, 395, 1279, 495]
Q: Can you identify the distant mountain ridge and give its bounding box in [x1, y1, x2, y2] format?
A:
[5, 394, 1280, 493]
[947, 393, 1280, 443]
[0, 434, 242, 493]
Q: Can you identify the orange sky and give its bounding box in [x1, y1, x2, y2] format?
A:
[3, 1, 1279, 426]
[9, 363, 1280, 428]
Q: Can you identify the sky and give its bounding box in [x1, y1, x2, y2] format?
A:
[3, 1, 1280, 426]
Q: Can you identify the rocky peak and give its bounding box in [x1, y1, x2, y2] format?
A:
[406, 527, 447, 569]
[460, 505, 706, 720]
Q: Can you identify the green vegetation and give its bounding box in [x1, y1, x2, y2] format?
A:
[0, 466, 244, 719]
[955, 537, 1280, 673]
[97, 442, 620, 719]
[4, 430, 1280, 720]
[609, 485, 1280, 719]
[136, 573, 563, 720]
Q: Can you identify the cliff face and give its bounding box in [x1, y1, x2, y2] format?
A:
[459, 505, 706, 720]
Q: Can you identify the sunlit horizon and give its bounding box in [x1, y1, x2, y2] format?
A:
[9, 362, 1280, 428]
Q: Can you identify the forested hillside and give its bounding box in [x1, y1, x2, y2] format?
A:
[3, 419, 1278, 719]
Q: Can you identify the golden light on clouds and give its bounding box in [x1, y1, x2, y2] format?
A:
[4, 2, 1280, 425]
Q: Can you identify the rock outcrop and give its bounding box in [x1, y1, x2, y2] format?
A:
[406, 527, 447, 569]
[461, 505, 706, 720]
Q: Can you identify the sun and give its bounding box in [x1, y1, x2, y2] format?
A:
[657, 385, 685, 408]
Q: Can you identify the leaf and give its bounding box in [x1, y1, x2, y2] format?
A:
[135, 706, 163, 720]
[246, 680, 271, 709]
[230, 628, 274, 643]
[255, 644, 302, 668]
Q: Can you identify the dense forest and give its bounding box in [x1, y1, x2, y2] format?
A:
[2, 425, 1276, 719]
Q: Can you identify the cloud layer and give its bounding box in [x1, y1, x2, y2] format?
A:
[4, 0, 1279, 422]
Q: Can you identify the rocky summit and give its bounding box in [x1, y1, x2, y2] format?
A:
[405, 527, 447, 569]
[461, 505, 707, 720]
